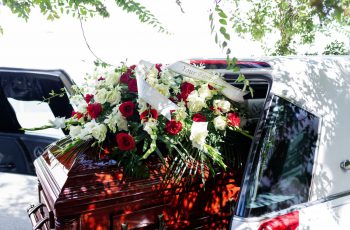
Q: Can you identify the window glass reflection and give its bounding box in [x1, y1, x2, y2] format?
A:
[241, 96, 319, 217]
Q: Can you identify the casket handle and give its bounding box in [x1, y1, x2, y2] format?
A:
[27, 203, 45, 216]
[33, 217, 49, 230]
[158, 214, 165, 230]
[121, 223, 129, 230]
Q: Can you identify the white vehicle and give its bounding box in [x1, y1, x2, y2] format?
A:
[212, 56, 350, 230]
[21, 57, 350, 230]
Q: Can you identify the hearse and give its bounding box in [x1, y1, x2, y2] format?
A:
[6, 56, 350, 229]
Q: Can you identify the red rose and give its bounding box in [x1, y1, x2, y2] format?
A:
[192, 113, 207, 122]
[98, 76, 105, 81]
[84, 94, 94, 103]
[87, 103, 102, 119]
[227, 113, 240, 127]
[179, 82, 195, 102]
[119, 101, 135, 118]
[208, 84, 215, 90]
[120, 72, 131, 84]
[72, 111, 84, 119]
[165, 120, 182, 135]
[128, 79, 138, 92]
[155, 63, 162, 73]
[169, 97, 177, 103]
[128, 65, 136, 71]
[140, 109, 158, 121]
[116, 133, 135, 151]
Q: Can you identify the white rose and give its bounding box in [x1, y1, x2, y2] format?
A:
[70, 95, 84, 106]
[49, 117, 66, 129]
[116, 111, 128, 131]
[106, 89, 121, 105]
[148, 67, 159, 79]
[213, 99, 231, 113]
[78, 121, 97, 140]
[104, 114, 117, 133]
[190, 122, 208, 150]
[95, 88, 108, 104]
[155, 83, 170, 97]
[91, 124, 107, 142]
[213, 116, 227, 130]
[159, 70, 175, 85]
[69, 125, 82, 138]
[77, 103, 87, 114]
[105, 70, 120, 86]
[174, 107, 188, 121]
[198, 84, 213, 100]
[83, 120, 97, 130]
[143, 119, 158, 136]
[187, 91, 207, 113]
[137, 98, 148, 113]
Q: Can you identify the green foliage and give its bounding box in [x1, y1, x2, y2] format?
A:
[115, 0, 168, 33]
[1, 0, 109, 21]
[214, 0, 350, 55]
[42, 87, 66, 103]
[323, 40, 348, 55]
[1, 0, 168, 33]
[209, 5, 232, 55]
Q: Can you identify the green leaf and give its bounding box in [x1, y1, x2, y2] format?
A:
[223, 32, 230, 41]
[217, 9, 227, 19]
[232, 57, 238, 65]
[219, 19, 227, 25]
[235, 73, 245, 83]
[249, 87, 254, 97]
[222, 41, 227, 48]
[219, 26, 226, 35]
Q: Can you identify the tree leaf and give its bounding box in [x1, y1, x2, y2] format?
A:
[219, 18, 227, 25]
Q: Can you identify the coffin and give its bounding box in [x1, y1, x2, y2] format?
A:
[27, 139, 244, 230]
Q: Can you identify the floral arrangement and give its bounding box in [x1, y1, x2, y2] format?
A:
[45, 61, 250, 182]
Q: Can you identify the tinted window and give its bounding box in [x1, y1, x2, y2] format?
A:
[236, 95, 319, 217]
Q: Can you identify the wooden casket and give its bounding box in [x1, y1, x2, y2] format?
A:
[27, 142, 242, 230]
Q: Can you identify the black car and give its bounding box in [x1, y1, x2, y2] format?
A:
[0, 68, 74, 175]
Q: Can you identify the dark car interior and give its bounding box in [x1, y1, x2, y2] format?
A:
[0, 69, 73, 175]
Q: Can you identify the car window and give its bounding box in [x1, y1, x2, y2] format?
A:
[8, 98, 65, 138]
[236, 95, 320, 217]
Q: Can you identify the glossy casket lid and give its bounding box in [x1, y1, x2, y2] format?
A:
[34, 142, 239, 228]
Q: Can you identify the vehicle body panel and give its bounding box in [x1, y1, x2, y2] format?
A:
[230, 56, 350, 229]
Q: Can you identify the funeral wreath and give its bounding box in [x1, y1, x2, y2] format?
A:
[34, 61, 251, 183]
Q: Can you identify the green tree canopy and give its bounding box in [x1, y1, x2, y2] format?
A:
[0, 0, 168, 33]
[212, 0, 350, 55]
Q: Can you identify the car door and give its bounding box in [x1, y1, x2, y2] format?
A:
[0, 68, 74, 175]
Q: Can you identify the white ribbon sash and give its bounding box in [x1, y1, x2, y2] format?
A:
[135, 61, 179, 120]
[135, 60, 248, 120]
[168, 61, 247, 102]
